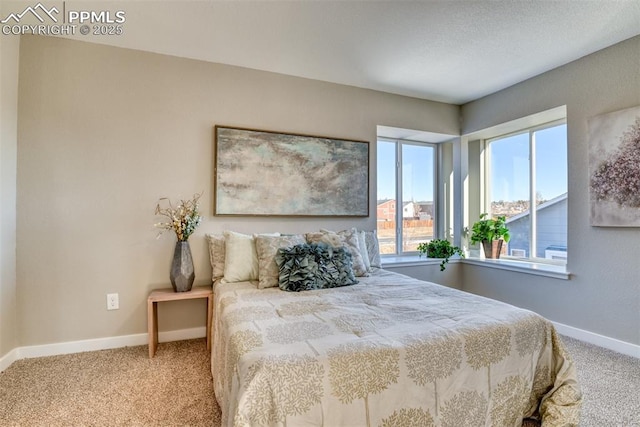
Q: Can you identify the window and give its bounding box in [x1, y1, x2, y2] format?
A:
[377, 139, 436, 255]
[486, 121, 567, 263]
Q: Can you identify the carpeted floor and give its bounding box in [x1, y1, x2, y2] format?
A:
[0, 336, 638, 426]
[562, 336, 640, 427]
[0, 339, 221, 426]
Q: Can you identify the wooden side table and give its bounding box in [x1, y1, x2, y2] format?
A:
[147, 286, 213, 358]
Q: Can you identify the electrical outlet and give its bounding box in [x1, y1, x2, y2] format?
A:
[106, 293, 119, 310]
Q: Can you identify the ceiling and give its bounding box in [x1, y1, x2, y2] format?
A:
[31, 1, 640, 104]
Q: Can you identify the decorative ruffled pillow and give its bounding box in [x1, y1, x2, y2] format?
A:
[275, 243, 358, 292]
[306, 229, 369, 277]
[255, 234, 306, 289]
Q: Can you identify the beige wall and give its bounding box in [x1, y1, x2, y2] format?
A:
[15, 33, 638, 352]
[16, 35, 459, 347]
[461, 36, 640, 345]
[386, 263, 462, 290]
[0, 35, 20, 358]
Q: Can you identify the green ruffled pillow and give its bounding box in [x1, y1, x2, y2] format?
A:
[275, 243, 358, 292]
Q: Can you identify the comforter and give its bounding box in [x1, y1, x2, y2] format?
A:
[211, 269, 581, 426]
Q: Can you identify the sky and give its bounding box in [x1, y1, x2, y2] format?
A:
[490, 124, 567, 202]
[377, 141, 434, 201]
[377, 124, 567, 203]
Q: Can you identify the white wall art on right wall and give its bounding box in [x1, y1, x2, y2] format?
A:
[589, 105, 640, 226]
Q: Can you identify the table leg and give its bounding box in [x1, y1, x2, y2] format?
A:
[206, 294, 213, 351]
[148, 299, 158, 358]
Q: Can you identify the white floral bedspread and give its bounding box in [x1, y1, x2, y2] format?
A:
[211, 269, 581, 427]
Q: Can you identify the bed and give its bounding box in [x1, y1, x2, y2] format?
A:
[210, 267, 582, 427]
[209, 230, 581, 427]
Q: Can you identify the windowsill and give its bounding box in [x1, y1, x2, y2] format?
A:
[462, 257, 570, 280]
[382, 256, 570, 280]
[382, 255, 454, 268]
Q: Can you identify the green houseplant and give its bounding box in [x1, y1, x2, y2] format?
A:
[417, 239, 464, 271]
[469, 213, 510, 259]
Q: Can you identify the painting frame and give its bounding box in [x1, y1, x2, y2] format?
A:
[214, 126, 370, 217]
[588, 105, 640, 227]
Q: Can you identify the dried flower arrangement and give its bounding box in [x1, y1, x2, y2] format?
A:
[154, 193, 202, 241]
[591, 117, 640, 208]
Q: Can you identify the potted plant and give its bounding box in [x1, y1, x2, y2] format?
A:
[469, 213, 510, 259]
[417, 239, 464, 271]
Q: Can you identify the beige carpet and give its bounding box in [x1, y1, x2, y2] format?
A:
[0, 336, 638, 426]
[0, 339, 221, 426]
[562, 336, 640, 427]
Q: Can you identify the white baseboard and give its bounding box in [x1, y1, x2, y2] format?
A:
[553, 321, 640, 358]
[3, 322, 637, 373]
[0, 326, 206, 372]
[0, 347, 20, 373]
[158, 326, 207, 344]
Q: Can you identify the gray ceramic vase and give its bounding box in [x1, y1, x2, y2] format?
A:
[170, 241, 195, 292]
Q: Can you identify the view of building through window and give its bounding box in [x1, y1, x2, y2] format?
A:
[488, 122, 568, 262]
[377, 140, 435, 255]
[376, 123, 566, 261]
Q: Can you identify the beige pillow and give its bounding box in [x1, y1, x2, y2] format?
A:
[206, 234, 226, 280]
[306, 229, 369, 277]
[306, 230, 343, 247]
[255, 234, 306, 289]
[222, 231, 280, 283]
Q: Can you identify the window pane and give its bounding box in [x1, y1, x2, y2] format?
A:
[534, 124, 568, 260]
[401, 144, 434, 252]
[487, 124, 568, 262]
[377, 140, 396, 254]
[490, 133, 530, 257]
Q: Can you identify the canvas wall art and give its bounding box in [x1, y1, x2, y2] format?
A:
[589, 105, 640, 226]
[214, 126, 369, 216]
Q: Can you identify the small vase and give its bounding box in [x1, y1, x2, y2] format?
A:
[170, 241, 195, 292]
[482, 240, 504, 259]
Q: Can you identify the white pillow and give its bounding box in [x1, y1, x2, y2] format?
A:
[357, 230, 371, 271]
[337, 228, 369, 277]
[222, 231, 280, 283]
[364, 230, 381, 268]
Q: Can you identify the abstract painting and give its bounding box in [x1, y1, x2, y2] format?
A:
[589, 105, 640, 226]
[214, 126, 369, 216]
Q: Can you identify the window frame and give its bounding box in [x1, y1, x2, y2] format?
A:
[377, 137, 439, 257]
[483, 118, 567, 265]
